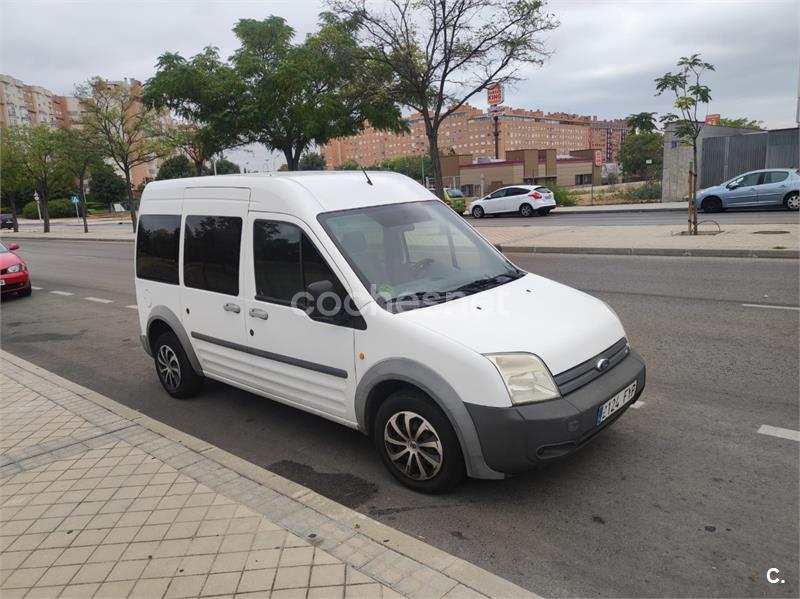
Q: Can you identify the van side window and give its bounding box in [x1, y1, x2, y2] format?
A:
[253, 220, 344, 304]
[183, 215, 243, 295]
[136, 214, 180, 284]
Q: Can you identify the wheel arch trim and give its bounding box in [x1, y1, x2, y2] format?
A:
[145, 306, 204, 376]
[355, 358, 503, 479]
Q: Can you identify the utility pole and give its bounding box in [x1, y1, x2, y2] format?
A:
[493, 115, 500, 159]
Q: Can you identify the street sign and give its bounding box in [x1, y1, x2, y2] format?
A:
[488, 105, 503, 115]
[594, 150, 603, 167]
[487, 82, 503, 106]
[71, 196, 80, 204]
[705, 114, 721, 125]
[33, 191, 39, 203]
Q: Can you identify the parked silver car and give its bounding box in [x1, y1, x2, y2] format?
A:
[695, 168, 799, 212]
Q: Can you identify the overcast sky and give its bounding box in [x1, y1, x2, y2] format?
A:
[1, 0, 797, 170]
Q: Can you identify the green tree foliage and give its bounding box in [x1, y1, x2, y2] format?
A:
[156, 154, 195, 180]
[334, 159, 360, 170]
[56, 128, 104, 232]
[716, 117, 763, 130]
[618, 131, 663, 180]
[331, 0, 558, 200]
[145, 14, 404, 171]
[0, 126, 34, 231]
[655, 53, 715, 234]
[77, 78, 169, 231]
[88, 164, 128, 208]
[371, 155, 432, 181]
[212, 157, 241, 175]
[626, 112, 658, 134]
[298, 152, 327, 170]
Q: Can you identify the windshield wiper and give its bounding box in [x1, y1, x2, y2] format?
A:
[449, 270, 524, 294]
[383, 290, 448, 307]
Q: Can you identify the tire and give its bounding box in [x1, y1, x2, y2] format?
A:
[519, 203, 533, 217]
[153, 331, 204, 399]
[784, 193, 799, 211]
[374, 389, 465, 494]
[18, 284, 32, 297]
[537, 208, 551, 216]
[471, 205, 484, 219]
[702, 196, 723, 213]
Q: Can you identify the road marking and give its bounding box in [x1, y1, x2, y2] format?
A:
[630, 401, 645, 409]
[126, 305, 138, 310]
[757, 425, 800, 443]
[742, 303, 800, 311]
[31, 286, 43, 290]
[50, 290, 73, 296]
[84, 297, 113, 304]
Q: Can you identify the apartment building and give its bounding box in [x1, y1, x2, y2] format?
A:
[0, 74, 75, 128]
[322, 105, 627, 168]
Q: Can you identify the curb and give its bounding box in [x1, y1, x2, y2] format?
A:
[0, 350, 539, 599]
[553, 205, 685, 215]
[495, 245, 800, 259]
[3, 233, 135, 242]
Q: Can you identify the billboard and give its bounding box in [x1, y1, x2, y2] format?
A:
[705, 114, 721, 125]
[487, 83, 503, 106]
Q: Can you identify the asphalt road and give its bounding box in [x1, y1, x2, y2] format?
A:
[471, 208, 800, 227]
[2, 239, 798, 598]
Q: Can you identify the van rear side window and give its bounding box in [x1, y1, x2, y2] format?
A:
[184, 215, 242, 295]
[136, 214, 181, 284]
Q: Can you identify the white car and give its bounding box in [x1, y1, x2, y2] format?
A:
[135, 172, 644, 493]
[467, 184, 556, 218]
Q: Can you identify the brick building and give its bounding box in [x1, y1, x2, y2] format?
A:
[322, 104, 626, 168]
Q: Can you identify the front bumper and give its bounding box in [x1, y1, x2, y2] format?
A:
[1, 272, 30, 295]
[465, 349, 646, 473]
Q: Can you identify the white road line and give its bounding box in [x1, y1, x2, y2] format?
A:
[84, 297, 113, 304]
[50, 290, 73, 296]
[630, 401, 645, 409]
[31, 286, 43, 290]
[742, 303, 800, 311]
[126, 305, 138, 310]
[757, 425, 800, 443]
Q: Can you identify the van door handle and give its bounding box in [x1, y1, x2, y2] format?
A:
[223, 303, 241, 314]
[248, 308, 269, 320]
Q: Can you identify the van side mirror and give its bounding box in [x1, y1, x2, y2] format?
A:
[8, 243, 20, 251]
[304, 280, 366, 329]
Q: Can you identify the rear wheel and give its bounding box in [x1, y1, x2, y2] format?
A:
[784, 193, 799, 211]
[702, 197, 723, 213]
[374, 389, 465, 494]
[519, 203, 533, 217]
[471, 205, 484, 218]
[153, 331, 204, 399]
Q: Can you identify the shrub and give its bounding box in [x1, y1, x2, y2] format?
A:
[22, 199, 76, 219]
[615, 182, 662, 201]
[22, 202, 39, 219]
[548, 186, 577, 206]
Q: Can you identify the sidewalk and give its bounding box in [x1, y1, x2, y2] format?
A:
[0, 351, 536, 599]
[549, 201, 685, 214]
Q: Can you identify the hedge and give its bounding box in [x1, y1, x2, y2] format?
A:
[22, 199, 78, 220]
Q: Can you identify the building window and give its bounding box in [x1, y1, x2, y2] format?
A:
[575, 174, 592, 185]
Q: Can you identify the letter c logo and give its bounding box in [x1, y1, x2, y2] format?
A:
[766, 568, 782, 584]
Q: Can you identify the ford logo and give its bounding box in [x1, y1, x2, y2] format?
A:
[596, 358, 610, 372]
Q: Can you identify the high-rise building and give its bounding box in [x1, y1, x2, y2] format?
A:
[0, 74, 79, 128]
[322, 105, 627, 168]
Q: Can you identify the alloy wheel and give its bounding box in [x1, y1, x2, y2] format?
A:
[384, 411, 444, 481]
[157, 344, 182, 391]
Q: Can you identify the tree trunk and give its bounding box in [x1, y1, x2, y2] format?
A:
[79, 174, 89, 234]
[194, 159, 204, 176]
[125, 170, 136, 232]
[691, 143, 698, 235]
[41, 185, 50, 234]
[426, 131, 444, 200]
[283, 147, 302, 171]
[9, 192, 19, 233]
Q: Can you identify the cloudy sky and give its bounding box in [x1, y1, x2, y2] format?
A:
[1, 0, 797, 170]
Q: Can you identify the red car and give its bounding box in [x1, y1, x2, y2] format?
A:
[0, 241, 32, 297]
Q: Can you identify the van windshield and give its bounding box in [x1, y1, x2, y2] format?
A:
[318, 200, 524, 312]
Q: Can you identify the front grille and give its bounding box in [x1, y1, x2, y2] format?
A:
[554, 337, 628, 396]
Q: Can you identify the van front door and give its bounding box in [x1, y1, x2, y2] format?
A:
[180, 187, 250, 381]
[242, 212, 357, 424]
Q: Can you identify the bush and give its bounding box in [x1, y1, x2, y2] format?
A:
[22, 199, 76, 219]
[616, 182, 661, 201]
[548, 186, 577, 206]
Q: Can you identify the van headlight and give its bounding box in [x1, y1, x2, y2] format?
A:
[485, 353, 560, 404]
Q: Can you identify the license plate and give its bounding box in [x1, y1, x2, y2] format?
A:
[596, 381, 637, 425]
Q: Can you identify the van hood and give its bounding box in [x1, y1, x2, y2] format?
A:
[396, 273, 625, 376]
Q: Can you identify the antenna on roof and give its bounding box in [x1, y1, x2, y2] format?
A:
[362, 168, 373, 186]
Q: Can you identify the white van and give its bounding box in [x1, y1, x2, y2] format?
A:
[135, 172, 645, 493]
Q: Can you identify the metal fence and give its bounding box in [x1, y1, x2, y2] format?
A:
[700, 127, 798, 187]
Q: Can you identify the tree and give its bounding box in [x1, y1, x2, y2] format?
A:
[0, 127, 34, 232]
[330, 0, 558, 200]
[335, 159, 360, 170]
[656, 53, 715, 235]
[77, 78, 169, 231]
[156, 154, 195, 180]
[212, 157, 240, 175]
[4, 125, 69, 232]
[374, 154, 432, 181]
[716, 117, 763, 130]
[162, 123, 223, 175]
[618, 131, 662, 180]
[88, 164, 128, 210]
[145, 14, 404, 171]
[298, 152, 326, 170]
[626, 112, 658, 134]
[56, 128, 103, 233]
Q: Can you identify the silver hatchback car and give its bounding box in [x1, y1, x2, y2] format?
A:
[695, 168, 800, 212]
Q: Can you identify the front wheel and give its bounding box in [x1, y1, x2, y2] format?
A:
[784, 193, 799, 211]
[702, 197, 722, 213]
[374, 389, 465, 494]
[471, 205, 484, 219]
[153, 331, 204, 399]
